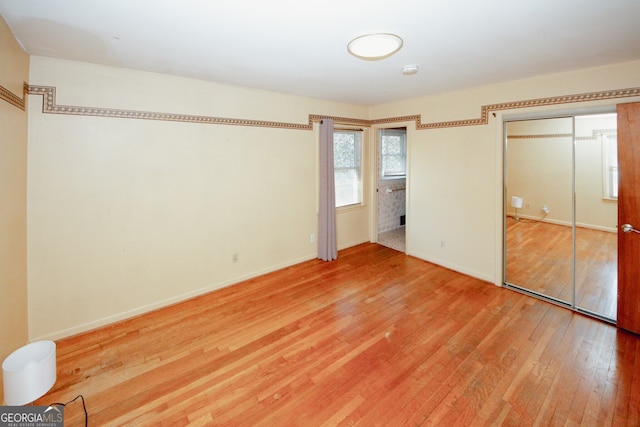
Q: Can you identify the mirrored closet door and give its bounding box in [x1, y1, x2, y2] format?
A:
[504, 113, 618, 322]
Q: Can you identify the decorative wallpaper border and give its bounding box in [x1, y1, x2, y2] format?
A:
[431, 87, 640, 129]
[27, 85, 318, 130]
[2, 84, 639, 130]
[575, 128, 617, 141]
[507, 133, 573, 139]
[0, 82, 28, 110]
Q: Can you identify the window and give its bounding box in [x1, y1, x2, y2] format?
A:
[603, 134, 618, 200]
[334, 130, 363, 207]
[380, 129, 406, 179]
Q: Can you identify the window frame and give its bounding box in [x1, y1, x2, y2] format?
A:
[333, 129, 364, 208]
[380, 128, 407, 181]
[602, 133, 618, 201]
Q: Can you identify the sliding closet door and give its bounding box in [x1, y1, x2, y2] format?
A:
[574, 114, 618, 321]
[505, 113, 619, 322]
[504, 117, 574, 304]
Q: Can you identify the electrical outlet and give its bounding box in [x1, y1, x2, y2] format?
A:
[232, 253, 239, 263]
[525, 203, 531, 209]
[541, 205, 550, 214]
[440, 240, 446, 249]
[310, 233, 315, 243]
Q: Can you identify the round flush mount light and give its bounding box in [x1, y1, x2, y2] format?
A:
[402, 64, 419, 75]
[347, 33, 403, 60]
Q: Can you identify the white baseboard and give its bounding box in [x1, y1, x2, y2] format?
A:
[31, 253, 318, 342]
[507, 213, 617, 233]
[407, 250, 495, 284]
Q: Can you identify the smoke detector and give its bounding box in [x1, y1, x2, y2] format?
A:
[402, 64, 419, 75]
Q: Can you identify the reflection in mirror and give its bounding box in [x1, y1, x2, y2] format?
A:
[574, 114, 618, 320]
[504, 114, 618, 322]
[505, 117, 574, 304]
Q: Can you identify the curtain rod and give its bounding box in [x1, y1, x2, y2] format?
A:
[320, 120, 365, 131]
[335, 126, 364, 131]
[320, 119, 369, 129]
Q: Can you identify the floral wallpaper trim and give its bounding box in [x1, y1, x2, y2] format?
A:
[0, 84, 637, 130]
[0, 82, 28, 111]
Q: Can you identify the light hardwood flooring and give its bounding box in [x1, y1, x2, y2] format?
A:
[38, 243, 639, 426]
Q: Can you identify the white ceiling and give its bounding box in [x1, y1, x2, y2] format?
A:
[1, 0, 640, 106]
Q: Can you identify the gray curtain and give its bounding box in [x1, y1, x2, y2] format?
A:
[318, 119, 338, 261]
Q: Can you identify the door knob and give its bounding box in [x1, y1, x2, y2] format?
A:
[621, 224, 640, 234]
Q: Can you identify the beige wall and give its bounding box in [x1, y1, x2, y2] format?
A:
[371, 60, 640, 284]
[27, 56, 370, 340]
[20, 54, 640, 340]
[506, 115, 618, 231]
[575, 114, 618, 230]
[0, 16, 29, 404]
[507, 118, 574, 224]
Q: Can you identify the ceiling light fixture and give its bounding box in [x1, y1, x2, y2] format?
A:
[347, 33, 403, 61]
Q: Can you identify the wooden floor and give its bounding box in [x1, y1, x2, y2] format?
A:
[506, 218, 618, 320]
[39, 243, 640, 426]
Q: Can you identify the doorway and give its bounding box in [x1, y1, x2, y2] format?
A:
[503, 113, 618, 322]
[377, 127, 407, 252]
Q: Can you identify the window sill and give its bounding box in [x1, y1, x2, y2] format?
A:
[337, 203, 366, 212]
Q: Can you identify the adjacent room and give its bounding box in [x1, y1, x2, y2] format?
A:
[2, 1, 640, 425]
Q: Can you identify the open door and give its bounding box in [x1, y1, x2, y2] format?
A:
[617, 102, 640, 334]
[376, 128, 407, 253]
